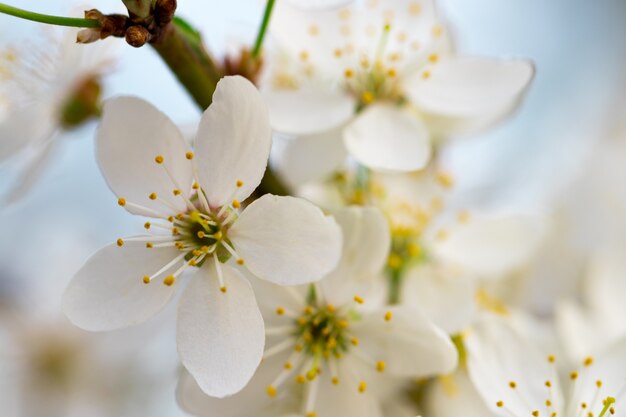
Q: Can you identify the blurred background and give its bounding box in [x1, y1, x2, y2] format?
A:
[0, 0, 624, 415]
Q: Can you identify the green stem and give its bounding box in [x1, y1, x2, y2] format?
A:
[388, 268, 402, 305]
[0, 3, 100, 28]
[251, 0, 276, 58]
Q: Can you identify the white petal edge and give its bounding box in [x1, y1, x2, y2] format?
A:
[195, 76, 271, 207]
[62, 242, 179, 331]
[230, 194, 342, 286]
[343, 104, 431, 172]
[177, 263, 264, 398]
[96, 96, 193, 215]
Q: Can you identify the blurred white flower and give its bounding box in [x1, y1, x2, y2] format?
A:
[263, 0, 534, 178]
[62, 76, 342, 398]
[465, 316, 626, 417]
[0, 27, 115, 202]
[177, 206, 457, 417]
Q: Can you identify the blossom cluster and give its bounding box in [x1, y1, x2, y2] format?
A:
[0, 1, 624, 417]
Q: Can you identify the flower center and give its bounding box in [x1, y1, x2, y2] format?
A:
[295, 304, 350, 359]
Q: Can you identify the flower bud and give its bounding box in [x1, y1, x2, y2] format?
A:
[122, 0, 155, 20]
[125, 25, 152, 48]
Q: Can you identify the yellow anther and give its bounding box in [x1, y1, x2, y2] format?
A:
[353, 295, 364, 304]
[351, 337, 359, 346]
[144, 222, 151, 229]
[509, 381, 517, 389]
[213, 231, 223, 240]
[409, 2, 421, 15]
[344, 68, 354, 78]
[338, 319, 349, 328]
[304, 306, 314, 315]
[497, 401, 504, 407]
[200, 246, 210, 253]
[532, 411, 540, 417]
[146, 242, 153, 248]
[386, 68, 397, 77]
[116, 238, 124, 247]
[172, 227, 179, 235]
[436, 171, 455, 188]
[154, 155, 164, 164]
[432, 24, 443, 37]
[236, 258, 245, 265]
[142, 276, 150, 284]
[192, 182, 200, 190]
[332, 376, 340, 385]
[295, 374, 306, 384]
[583, 356, 593, 367]
[220, 286, 227, 293]
[173, 189, 181, 196]
[548, 355, 556, 363]
[429, 53, 440, 63]
[294, 344, 303, 352]
[581, 403, 588, 409]
[185, 151, 194, 160]
[299, 50, 309, 61]
[149, 192, 157, 200]
[236, 180, 244, 188]
[232, 199, 241, 209]
[338, 8, 350, 20]
[197, 231, 206, 238]
[176, 242, 185, 250]
[266, 385, 277, 397]
[546, 400, 552, 407]
[326, 304, 335, 313]
[361, 91, 374, 104]
[358, 381, 367, 393]
[188, 259, 197, 266]
[168, 216, 175, 222]
[596, 380, 603, 388]
[376, 361, 385, 372]
[163, 275, 175, 286]
[306, 369, 317, 381]
[276, 307, 285, 316]
[384, 311, 393, 321]
[334, 48, 343, 58]
[117, 197, 126, 206]
[407, 243, 421, 257]
[308, 24, 319, 36]
[570, 371, 579, 380]
[610, 407, 615, 415]
[387, 254, 402, 269]
[422, 70, 431, 79]
[306, 413, 317, 417]
[545, 380, 552, 387]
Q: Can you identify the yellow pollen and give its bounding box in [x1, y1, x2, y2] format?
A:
[407, 243, 421, 257]
[116, 238, 124, 247]
[353, 295, 364, 304]
[284, 361, 293, 369]
[409, 2, 421, 15]
[188, 259, 197, 266]
[338, 319, 349, 328]
[142, 276, 150, 284]
[497, 401, 504, 407]
[583, 356, 594, 366]
[545, 380, 552, 387]
[306, 369, 317, 381]
[276, 307, 285, 316]
[386, 68, 397, 77]
[326, 304, 336, 313]
[213, 231, 223, 240]
[172, 227, 179, 235]
[146, 242, 153, 248]
[334, 48, 342, 58]
[232, 199, 241, 209]
[299, 50, 309, 61]
[332, 376, 340, 385]
[295, 344, 303, 352]
[582, 403, 588, 409]
[384, 311, 393, 321]
[344, 68, 354, 78]
[376, 361, 385, 372]
[429, 53, 440, 63]
[532, 411, 540, 417]
[596, 380, 603, 388]
[220, 286, 227, 293]
[304, 306, 314, 315]
[168, 216, 174, 222]
[422, 70, 431, 79]
[144, 222, 151, 229]
[308, 24, 319, 36]
[149, 192, 157, 200]
[457, 210, 471, 223]
[163, 275, 175, 286]
[176, 242, 185, 250]
[192, 182, 199, 190]
[173, 189, 181, 196]
[236, 180, 244, 188]
[570, 371, 579, 380]
[154, 155, 164, 164]
[546, 400, 552, 407]
[432, 25, 443, 37]
[266, 385, 277, 397]
[197, 231, 206, 238]
[295, 374, 306, 384]
[358, 381, 367, 393]
[201, 245, 210, 253]
[436, 171, 455, 188]
[548, 355, 556, 363]
[236, 258, 245, 265]
[185, 151, 194, 160]
[118, 198, 126, 206]
[306, 413, 316, 417]
[509, 381, 517, 389]
[351, 337, 359, 346]
[361, 91, 374, 104]
[388, 254, 402, 269]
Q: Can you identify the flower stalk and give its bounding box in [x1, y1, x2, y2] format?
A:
[0, 3, 100, 28]
[251, 0, 276, 58]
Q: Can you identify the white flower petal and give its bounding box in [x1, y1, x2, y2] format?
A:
[402, 265, 476, 334]
[176, 352, 293, 417]
[344, 105, 431, 172]
[62, 242, 179, 331]
[264, 89, 354, 135]
[405, 57, 534, 136]
[195, 76, 271, 207]
[351, 306, 458, 378]
[177, 264, 264, 398]
[285, 0, 353, 10]
[320, 206, 390, 305]
[430, 213, 544, 278]
[0, 102, 56, 162]
[230, 195, 342, 285]
[465, 316, 563, 417]
[96, 96, 193, 215]
[425, 369, 498, 417]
